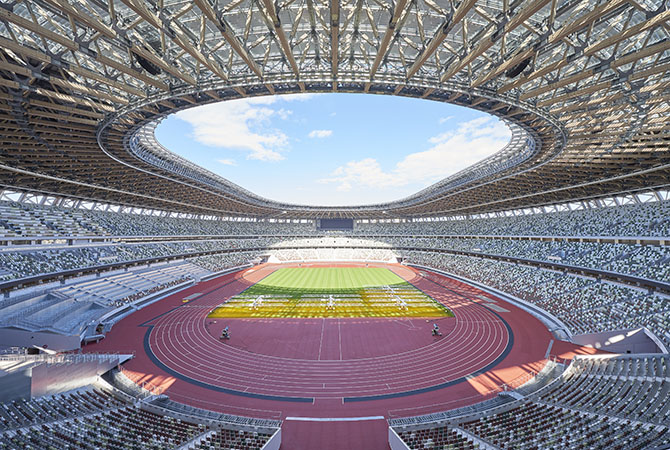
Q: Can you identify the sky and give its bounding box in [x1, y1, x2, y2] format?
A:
[155, 93, 511, 206]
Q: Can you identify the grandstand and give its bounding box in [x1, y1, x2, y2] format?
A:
[390, 354, 670, 449]
[0, 357, 281, 450]
[0, 198, 668, 449]
[1, 0, 670, 448]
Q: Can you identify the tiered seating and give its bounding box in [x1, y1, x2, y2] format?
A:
[0, 199, 668, 288]
[1, 407, 206, 450]
[535, 356, 670, 426]
[395, 427, 477, 449]
[0, 202, 107, 238]
[386, 237, 670, 282]
[459, 401, 667, 449]
[0, 240, 269, 282]
[403, 250, 670, 349]
[356, 199, 670, 237]
[2, 197, 669, 240]
[0, 388, 125, 431]
[18, 298, 108, 334]
[0, 377, 285, 450]
[194, 428, 274, 450]
[0, 263, 208, 334]
[393, 355, 670, 449]
[80, 208, 315, 237]
[192, 252, 261, 271]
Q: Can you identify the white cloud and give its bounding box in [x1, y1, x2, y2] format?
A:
[218, 159, 237, 166]
[438, 116, 454, 124]
[276, 108, 292, 120]
[319, 116, 510, 191]
[308, 129, 333, 139]
[174, 94, 316, 162]
[319, 158, 403, 191]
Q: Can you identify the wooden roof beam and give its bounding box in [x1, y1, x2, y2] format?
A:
[193, 0, 264, 80]
[42, 0, 116, 39]
[331, 0, 340, 78]
[371, 0, 412, 78]
[0, 36, 147, 98]
[120, 0, 222, 85]
[441, 0, 551, 83]
[406, 0, 477, 80]
[259, 0, 301, 77]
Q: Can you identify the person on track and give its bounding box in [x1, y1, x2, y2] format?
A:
[432, 323, 441, 336]
[220, 326, 230, 339]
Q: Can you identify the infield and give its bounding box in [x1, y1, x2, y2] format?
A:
[207, 267, 453, 318]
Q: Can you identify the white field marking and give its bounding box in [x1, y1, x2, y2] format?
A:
[284, 416, 385, 422]
[338, 320, 343, 360]
[317, 318, 326, 361]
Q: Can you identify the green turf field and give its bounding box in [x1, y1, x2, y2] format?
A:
[208, 267, 453, 318]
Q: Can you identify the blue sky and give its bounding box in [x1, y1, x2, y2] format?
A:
[155, 93, 510, 206]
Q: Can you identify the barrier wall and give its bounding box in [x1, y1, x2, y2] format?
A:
[0, 328, 80, 351]
[572, 327, 666, 354]
[30, 357, 124, 397]
[261, 429, 282, 450]
[0, 370, 31, 402]
[388, 427, 411, 450]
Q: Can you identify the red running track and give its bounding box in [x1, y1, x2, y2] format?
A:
[85, 263, 556, 449]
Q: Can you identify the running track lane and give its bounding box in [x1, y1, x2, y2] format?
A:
[145, 271, 511, 401]
[85, 263, 554, 421]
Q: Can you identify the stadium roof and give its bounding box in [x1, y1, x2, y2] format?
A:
[0, 0, 669, 218]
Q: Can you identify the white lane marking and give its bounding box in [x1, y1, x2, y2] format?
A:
[338, 320, 343, 361]
[318, 318, 326, 361]
[284, 416, 385, 422]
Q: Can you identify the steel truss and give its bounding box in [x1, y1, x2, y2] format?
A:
[0, 0, 668, 218]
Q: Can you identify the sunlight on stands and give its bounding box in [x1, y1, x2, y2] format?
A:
[467, 359, 549, 395]
[122, 369, 176, 393]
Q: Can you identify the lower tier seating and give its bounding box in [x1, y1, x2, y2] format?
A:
[393, 355, 670, 450]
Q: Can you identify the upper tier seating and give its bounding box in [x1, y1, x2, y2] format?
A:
[403, 251, 670, 349]
[357, 200, 670, 237]
[0, 199, 668, 238]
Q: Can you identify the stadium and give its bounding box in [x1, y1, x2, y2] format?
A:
[0, 0, 669, 449]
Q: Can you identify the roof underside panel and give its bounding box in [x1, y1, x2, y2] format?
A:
[0, 0, 668, 218]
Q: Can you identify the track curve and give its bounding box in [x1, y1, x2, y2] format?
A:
[86, 262, 554, 420]
[146, 266, 511, 400]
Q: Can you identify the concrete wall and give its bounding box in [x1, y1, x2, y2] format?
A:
[31, 361, 95, 397]
[388, 427, 411, 450]
[0, 370, 31, 402]
[31, 356, 123, 397]
[261, 429, 281, 450]
[572, 328, 665, 354]
[0, 328, 80, 351]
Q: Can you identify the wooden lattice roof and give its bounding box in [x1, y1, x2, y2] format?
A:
[0, 0, 669, 218]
